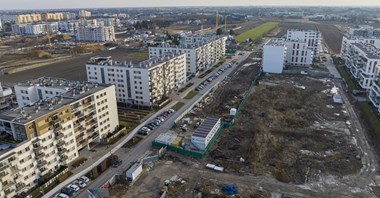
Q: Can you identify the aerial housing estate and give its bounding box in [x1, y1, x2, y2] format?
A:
[340, 25, 380, 113]
[0, 77, 119, 197]
[149, 35, 227, 76]
[262, 29, 321, 73]
[86, 53, 186, 106]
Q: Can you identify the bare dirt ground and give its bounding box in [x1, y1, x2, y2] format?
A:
[316, 24, 344, 54]
[209, 75, 362, 185]
[0, 48, 148, 85]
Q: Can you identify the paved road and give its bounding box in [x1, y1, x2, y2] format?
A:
[322, 53, 341, 78]
[43, 51, 251, 198]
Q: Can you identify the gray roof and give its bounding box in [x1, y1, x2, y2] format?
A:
[192, 116, 220, 138]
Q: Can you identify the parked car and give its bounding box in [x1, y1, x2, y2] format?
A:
[113, 159, 122, 168]
[73, 179, 86, 188]
[61, 187, 75, 196]
[138, 130, 148, 135]
[80, 176, 90, 183]
[67, 184, 80, 192]
[55, 193, 69, 198]
[167, 109, 175, 114]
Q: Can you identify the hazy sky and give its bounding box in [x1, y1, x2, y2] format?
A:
[2, 0, 380, 10]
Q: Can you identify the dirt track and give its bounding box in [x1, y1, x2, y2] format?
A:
[317, 24, 344, 54]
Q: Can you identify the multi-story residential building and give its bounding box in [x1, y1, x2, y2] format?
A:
[11, 24, 26, 35]
[341, 42, 380, 90]
[285, 40, 314, 66]
[286, 29, 321, 57]
[79, 10, 91, 18]
[86, 53, 186, 106]
[15, 14, 42, 24]
[348, 25, 380, 38]
[25, 24, 45, 35]
[149, 36, 227, 76]
[262, 39, 287, 73]
[76, 26, 115, 42]
[0, 77, 119, 197]
[0, 83, 17, 113]
[369, 75, 380, 113]
[63, 12, 77, 20]
[0, 17, 3, 32]
[42, 13, 64, 21]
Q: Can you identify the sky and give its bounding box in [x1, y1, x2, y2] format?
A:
[2, 0, 380, 10]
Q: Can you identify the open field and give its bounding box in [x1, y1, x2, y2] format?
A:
[209, 75, 362, 184]
[235, 22, 278, 43]
[276, 21, 318, 37]
[317, 24, 344, 54]
[0, 48, 149, 86]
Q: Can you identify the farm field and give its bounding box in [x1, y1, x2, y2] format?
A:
[317, 24, 344, 54]
[235, 22, 279, 43]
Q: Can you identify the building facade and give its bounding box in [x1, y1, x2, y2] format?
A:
[149, 36, 226, 76]
[191, 116, 221, 151]
[262, 39, 287, 73]
[286, 29, 321, 57]
[285, 40, 314, 66]
[86, 53, 186, 106]
[15, 14, 42, 24]
[76, 26, 115, 42]
[0, 78, 119, 197]
[0, 83, 17, 113]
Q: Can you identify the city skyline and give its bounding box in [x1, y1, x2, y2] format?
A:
[2, 0, 380, 10]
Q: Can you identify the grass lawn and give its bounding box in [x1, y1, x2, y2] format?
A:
[128, 51, 149, 58]
[336, 66, 358, 91]
[184, 90, 198, 99]
[359, 102, 380, 137]
[235, 22, 279, 43]
[171, 102, 185, 111]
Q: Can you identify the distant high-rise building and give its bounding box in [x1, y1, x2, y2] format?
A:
[76, 26, 115, 42]
[79, 10, 92, 18]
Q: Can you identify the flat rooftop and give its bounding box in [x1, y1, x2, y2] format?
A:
[352, 43, 380, 59]
[265, 39, 285, 46]
[151, 36, 226, 49]
[192, 116, 220, 138]
[0, 77, 111, 124]
[87, 52, 184, 69]
[0, 142, 15, 157]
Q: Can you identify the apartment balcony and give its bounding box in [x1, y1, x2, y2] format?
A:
[58, 147, 67, 153]
[33, 145, 42, 152]
[15, 182, 25, 192]
[35, 151, 46, 158]
[59, 154, 68, 162]
[55, 132, 64, 139]
[3, 181, 15, 190]
[369, 90, 380, 109]
[4, 187, 15, 196]
[37, 160, 47, 168]
[56, 140, 65, 147]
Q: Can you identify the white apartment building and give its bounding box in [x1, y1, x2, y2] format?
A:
[149, 36, 227, 76]
[285, 40, 314, 66]
[63, 12, 77, 20]
[0, 83, 16, 112]
[86, 53, 187, 106]
[341, 42, 380, 90]
[76, 26, 115, 42]
[0, 78, 119, 197]
[286, 29, 321, 56]
[0, 18, 3, 32]
[262, 39, 287, 73]
[25, 24, 45, 35]
[369, 75, 380, 114]
[191, 116, 221, 151]
[348, 25, 380, 38]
